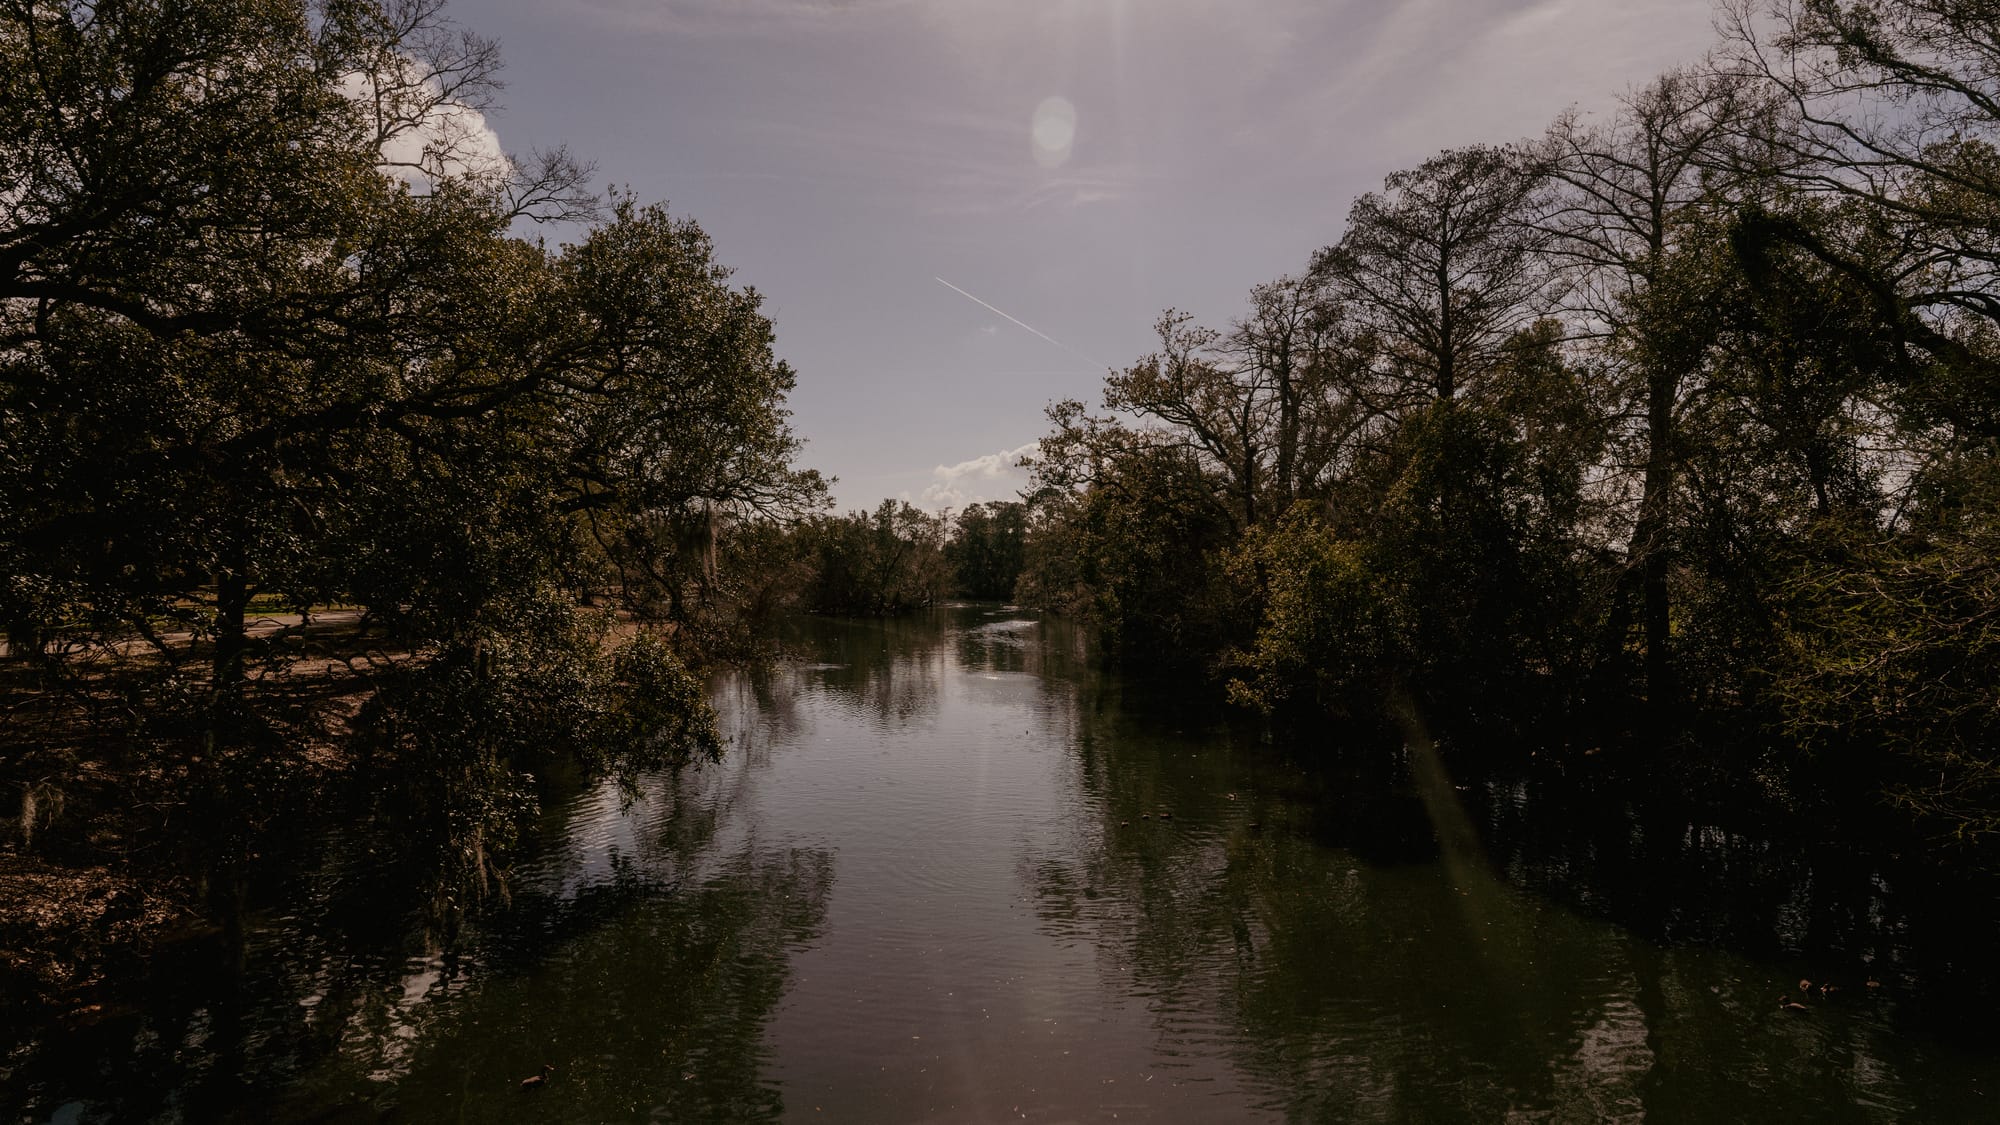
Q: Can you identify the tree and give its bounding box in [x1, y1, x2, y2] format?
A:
[1022, 435, 1239, 665]
[0, 0, 587, 340]
[1231, 323, 1606, 730]
[796, 501, 948, 616]
[1102, 311, 1274, 530]
[1534, 66, 1763, 714]
[1084, 276, 1371, 537]
[945, 501, 1028, 601]
[0, 1, 596, 692]
[553, 197, 826, 624]
[1225, 274, 1368, 510]
[0, 0, 822, 936]
[1724, 0, 2000, 437]
[1312, 145, 1553, 407]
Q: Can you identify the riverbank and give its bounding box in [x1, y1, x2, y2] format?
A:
[0, 613, 385, 1026]
[0, 604, 701, 1032]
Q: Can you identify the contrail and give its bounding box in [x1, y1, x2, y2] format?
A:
[934, 277, 1104, 368]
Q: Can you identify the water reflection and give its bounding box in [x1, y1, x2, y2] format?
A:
[780, 613, 947, 728]
[7, 703, 832, 1124]
[1030, 673, 1994, 1122]
[241, 841, 833, 1124]
[10, 604, 2000, 1123]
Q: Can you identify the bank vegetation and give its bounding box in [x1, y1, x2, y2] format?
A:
[1013, 0, 2000, 855]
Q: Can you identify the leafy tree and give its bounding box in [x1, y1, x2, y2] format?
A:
[1231, 367, 1603, 730]
[945, 501, 1028, 601]
[0, 0, 822, 939]
[553, 196, 826, 625]
[1222, 509, 1394, 718]
[795, 500, 949, 616]
[0, 1, 589, 692]
[1773, 527, 2000, 842]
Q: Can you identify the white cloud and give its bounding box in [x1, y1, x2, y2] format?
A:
[917, 441, 1039, 509]
[381, 98, 509, 187]
[338, 67, 511, 192]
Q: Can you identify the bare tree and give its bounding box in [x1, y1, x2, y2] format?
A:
[1311, 145, 1553, 406]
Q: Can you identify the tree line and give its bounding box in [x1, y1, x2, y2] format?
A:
[1015, 0, 2000, 845]
[750, 498, 1028, 617]
[0, 0, 827, 965]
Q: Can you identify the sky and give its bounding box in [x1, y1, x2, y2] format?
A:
[448, 0, 1722, 511]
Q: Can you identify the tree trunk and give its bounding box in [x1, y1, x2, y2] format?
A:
[1637, 368, 1676, 724]
[1276, 357, 1298, 507]
[213, 568, 249, 705]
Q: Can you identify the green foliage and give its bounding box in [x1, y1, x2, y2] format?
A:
[356, 609, 721, 913]
[794, 500, 949, 616]
[1022, 443, 1242, 667]
[945, 501, 1028, 601]
[0, 0, 822, 918]
[1223, 509, 1392, 716]
[1227, 396, 1599, 725]
[601, 631, 723, 781]
[558, 197, 827, 626]
[1772, 526, 2000, 841]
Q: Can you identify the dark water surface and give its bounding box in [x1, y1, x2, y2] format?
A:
[8, 605, 1998, 1122]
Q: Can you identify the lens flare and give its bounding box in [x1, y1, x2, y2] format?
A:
[1031, 95, 1076, 169]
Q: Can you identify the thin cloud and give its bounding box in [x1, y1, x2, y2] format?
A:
[741, 108, 1141, 217]
[579, 0, 919, 36]
[528, 0, 1732, 516]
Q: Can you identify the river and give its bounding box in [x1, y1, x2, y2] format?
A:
[9, 604, 1997, 1122]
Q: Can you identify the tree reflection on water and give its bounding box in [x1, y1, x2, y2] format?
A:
[11, 728, 832, 1125]
[1028, 673, 1997, 1123]
[13, 606, 2000, 1124]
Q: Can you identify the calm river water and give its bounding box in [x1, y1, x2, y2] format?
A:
[9, 604, 1999, 1122]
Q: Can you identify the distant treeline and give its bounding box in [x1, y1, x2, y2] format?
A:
[1004, 1, 2000, 847]
[760, 499, 1029, 617]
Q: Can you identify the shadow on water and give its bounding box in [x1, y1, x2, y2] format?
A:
[4, 703, 833, 1124]
[1027, 667, 2000, 1122]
